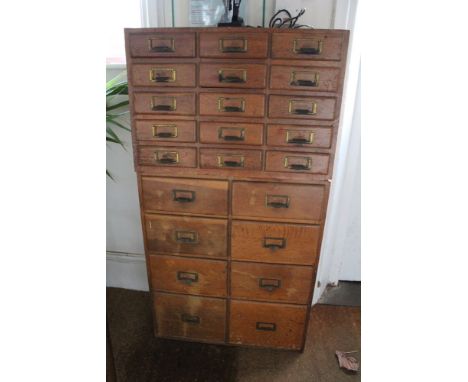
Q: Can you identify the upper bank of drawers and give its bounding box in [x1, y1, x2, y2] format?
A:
[128, 30, 345, 61]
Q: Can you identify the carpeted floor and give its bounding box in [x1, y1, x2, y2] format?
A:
[107, 288, 360, 382]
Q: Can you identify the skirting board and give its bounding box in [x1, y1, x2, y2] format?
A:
[106, 251, 149, 291]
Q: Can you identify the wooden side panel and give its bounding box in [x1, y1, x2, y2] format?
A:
[150, 255, 227, 297]
[154, 292, 226, 342]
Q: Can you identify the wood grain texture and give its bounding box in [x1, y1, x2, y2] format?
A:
[149, 254, 227, 297]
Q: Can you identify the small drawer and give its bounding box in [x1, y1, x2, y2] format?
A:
[200, 93, 265, 117]
[131, 64, 196, 87]
[231, 221, 320, 265]
[266, 151, 330, 174]
[149, 255, 227, 297]
[129, 32, 195, 57]
[200, 122, 263, 145]
[267, 124, 332, 149]
[270, 65, 340, 92]
[135, 120, 196, 142]
[154, 292, 226, 342]
[138, 146, 197, 168]
[134, 93, 196, 115]
[231, 262, 313, 304]
[141, 177, 228, 216]
[199, 32, 268, 58]
[200, 149, 262, 171]
[269, 95, 336, 120]
[200, 63, 267, 89]
[271, 32, 343, 61]
[229, 300, 307, 350]
[232, 182, 326, 222]
[145, 214, 227, 258]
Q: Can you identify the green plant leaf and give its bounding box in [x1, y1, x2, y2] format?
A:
[106, 169, 115, 180]
[107, 82, 128, 97]
[106, 100, 129, 112]
[106, 72, 127, 90]
[107, 118, 131, 132]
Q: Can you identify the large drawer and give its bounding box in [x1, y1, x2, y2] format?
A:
[232, 182, 326, 222]
[200, 122, 263, 145]
[200, 63, 267, 89]
[229, 300, 307, 350]
[267, 124, 332, 149]
[265, 151, 330, 174]
[199, 32, 268, 58]
[138, 146, 197, 168]
[231, 221, 320, 265]
[271, 32, 343, 61]
[199, 93, 265, 118]
[200, 148, 262, 171]
[270, 65, 340, 92]
[149, 254, 227, 297]
[131, 64, 196, 87]
[135, 120, 196, 143]
[231, 262, 313, 304]
[269, 95, 336, 120]
[141, 177, 228, 216]
[133, 93, 196, 115]
[129, 32, 195, 58]
[154, 292, 226, 342]
[145, 214, 228, 258]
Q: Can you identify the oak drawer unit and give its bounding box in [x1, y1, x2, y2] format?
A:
[125, 27, 349, 351]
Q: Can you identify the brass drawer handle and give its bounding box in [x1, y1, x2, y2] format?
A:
[175, 230, 198, 244]
[218, 127, 245, 142]
[217, 154, 245, 168]
[181, 313, 200, 324]
[288, 99, 317, 116]
[219, 37, 247, 53]
[172, 189, 196, 203]
[256, 322, 276, 331]
[265, 194, 290, 209]
[217, 97, 245, 113]
[154, 150, 179, 165]
[151, 96, 177, 112]
[218, 68, 247, 83]
[290, 71, 319, 87]
[263, 237, 286, 250]
[177, 271, 199, 284]
[286, 130, 314, 144]
[150, 68, 176, 83]
[293, 39, 323, 55]
[152, 124, 178, 138]
[148, 37, 175, 52]
[284, 156, 312, 171]
[259, 278, 281, 292]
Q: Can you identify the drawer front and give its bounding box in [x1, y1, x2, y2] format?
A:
[131, 64, 196, 87]
[141, 177, 228, 216]
[231, 262, 313, 304]
[138, 146, 197, 168]
[270, 65, 340, 92]
[269, 95, 336, 120]
[145, 214, 227, 258]
[267, 124, 332, 149]
[129, 32, 195, 57]
[200, 63, 267, 89]
[135, 120, 196, 143]
[150, 255, 227, 297]
[266, 151, 330, 174]
[200, 122, 263, 145]
[154, 292, 226, 342]
[199, 32, 268, 58]
[232, 182, 326, 222]
[229, 300, 307, 350]
[134, 93, 196, 115]
[231, 221, 320, 265]
[271, 33, 343, 61]
[200, 149, 262, 171]
[199, 93, 265, 117]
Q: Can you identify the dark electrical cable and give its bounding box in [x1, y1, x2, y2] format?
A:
[268, 8, 313, 29]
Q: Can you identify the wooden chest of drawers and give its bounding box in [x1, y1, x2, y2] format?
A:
[125, 27, 349, 351]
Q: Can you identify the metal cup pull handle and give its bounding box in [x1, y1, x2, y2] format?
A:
[293, 39, 323, 55]
[177, 271, 199, 285]
[288, 99, 317, 116]
[172, 189, 196, 203]
[152, 124, 178, 139]
[286, 130, 314, 145]
[148, 37, 175, 53]
[256, 322, 276, 331]
[284, 156, 312, 171]
[217, 97, 245, 113]
[259, 278, 281, 292]
[290, 71, 319, 87]
[218, 127, 245, 142]
[154, 151, 179, 165]
[218, 69, 247, 83]
[181, 313, 200, 324]
[263, 237, 286, 250]
[219, 37, 247, 53]
[175, 230, 198, 244]
[151, 96, 177, 112]
[217, 154, 245, 168]
[150, 68, 176, 83]
[265, 194, 290, 209]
